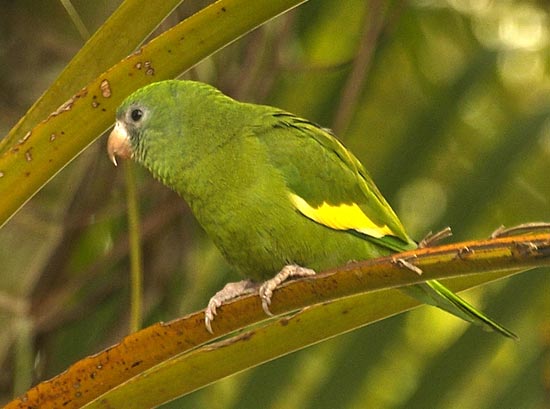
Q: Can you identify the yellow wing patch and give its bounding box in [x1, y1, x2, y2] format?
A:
[289, 193, 394, 238]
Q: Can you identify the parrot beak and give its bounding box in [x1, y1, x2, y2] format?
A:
[107, 121, 133, 166]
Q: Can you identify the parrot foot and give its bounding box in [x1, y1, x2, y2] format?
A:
[205, 279, 258, 334]
[259, 264, 316, 316]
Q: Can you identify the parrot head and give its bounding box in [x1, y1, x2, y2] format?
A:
[108, 80, 237, 171]
[108, 81, 178, 167]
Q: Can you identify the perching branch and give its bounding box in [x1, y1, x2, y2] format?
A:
[6, 228, 550, 409]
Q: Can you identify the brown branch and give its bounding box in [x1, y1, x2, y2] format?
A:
[6, 230, 550, 409]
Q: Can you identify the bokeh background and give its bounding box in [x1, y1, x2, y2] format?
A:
[1, 0, 549, 408]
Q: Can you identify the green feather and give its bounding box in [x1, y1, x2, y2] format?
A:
[112, 80, 517, 339]
[403, 282, 518, 339]
[255, 108, 517, 339]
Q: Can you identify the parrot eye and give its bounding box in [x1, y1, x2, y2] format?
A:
[130, 109, 144, 122]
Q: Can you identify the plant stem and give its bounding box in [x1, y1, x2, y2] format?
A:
[124, 161, 143, 333]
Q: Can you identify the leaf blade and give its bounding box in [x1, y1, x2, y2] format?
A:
[0, 0, 307, 227]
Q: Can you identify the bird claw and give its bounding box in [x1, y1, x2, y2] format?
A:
[258, 264, 316, 316]
[204, 297, 222, 334]
[204, 265, 316, 333]
[204, 279, 257, 334]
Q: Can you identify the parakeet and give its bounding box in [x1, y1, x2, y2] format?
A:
[108, 80, 516, 338]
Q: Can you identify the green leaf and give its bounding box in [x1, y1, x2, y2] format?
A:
[82, 271, 515, 409]
[0, 0, 307, 227]
[0, 0, 185, 152]
[6, 232, 549, 409]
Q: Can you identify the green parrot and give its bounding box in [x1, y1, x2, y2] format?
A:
[108, 80, 516, 338]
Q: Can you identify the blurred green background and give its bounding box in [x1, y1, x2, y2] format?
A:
[1, 0, 549, 408]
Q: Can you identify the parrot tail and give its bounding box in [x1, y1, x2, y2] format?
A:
[402, 280, 518, 340]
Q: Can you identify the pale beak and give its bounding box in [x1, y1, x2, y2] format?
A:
[107, 121, 133, 166]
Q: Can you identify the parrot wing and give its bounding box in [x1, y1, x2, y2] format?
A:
[254, 111, 414, 251]
[251, 110, 517, 339]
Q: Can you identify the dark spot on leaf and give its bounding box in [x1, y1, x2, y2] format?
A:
[131, 360, 143, 368]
